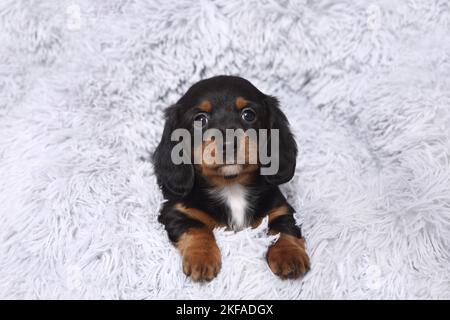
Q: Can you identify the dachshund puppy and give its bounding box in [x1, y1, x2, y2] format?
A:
[153, 75, 309, 282]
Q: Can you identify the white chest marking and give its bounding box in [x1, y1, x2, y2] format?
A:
[211, 184, 248, 230]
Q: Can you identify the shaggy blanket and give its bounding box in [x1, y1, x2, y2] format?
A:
[0, 0, 449, 299]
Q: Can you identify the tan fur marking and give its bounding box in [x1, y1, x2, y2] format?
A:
[198, 100, 212, 112]
[176, 228, 221, 282]
[174, 203, 218, 229]
[235, 97, 247, 110]
[196, 164, 258, 187]
[194, 138, 258, 187]
[267, 205, 290, 225]
[266, 234, 310, 279]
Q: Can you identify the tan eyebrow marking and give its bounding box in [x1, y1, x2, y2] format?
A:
[198, 100, 212, 112]
[235, 97, 247, 110]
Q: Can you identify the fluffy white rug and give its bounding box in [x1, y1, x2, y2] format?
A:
[1, 0, 449, 299]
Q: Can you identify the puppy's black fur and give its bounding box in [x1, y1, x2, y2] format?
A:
[153, 75, 309, 281]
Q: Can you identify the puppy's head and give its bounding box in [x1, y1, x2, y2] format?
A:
[153, 75, 297, 197]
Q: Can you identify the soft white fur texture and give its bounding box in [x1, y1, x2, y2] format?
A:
[1, 0, 449, 299]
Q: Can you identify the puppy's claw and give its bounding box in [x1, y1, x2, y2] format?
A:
[182, 247, 221, 282]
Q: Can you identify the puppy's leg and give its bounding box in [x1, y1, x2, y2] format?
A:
[266, 205, 310, 279]
[158, 204, 221, 282]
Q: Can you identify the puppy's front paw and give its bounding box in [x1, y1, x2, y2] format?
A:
[182, 243, 221, 282]
[177, 229, 222, 282]
[266, 235, 310, 279]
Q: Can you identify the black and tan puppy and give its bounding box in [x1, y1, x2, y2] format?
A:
[153, 75, 309, 281]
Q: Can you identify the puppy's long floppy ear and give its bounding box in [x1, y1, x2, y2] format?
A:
[263, 95, 298, 185]
[152, 105, 194, 197]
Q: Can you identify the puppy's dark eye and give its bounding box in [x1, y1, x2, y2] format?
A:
[193, 112, 209, 128]
[241, 108, 256, 123]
